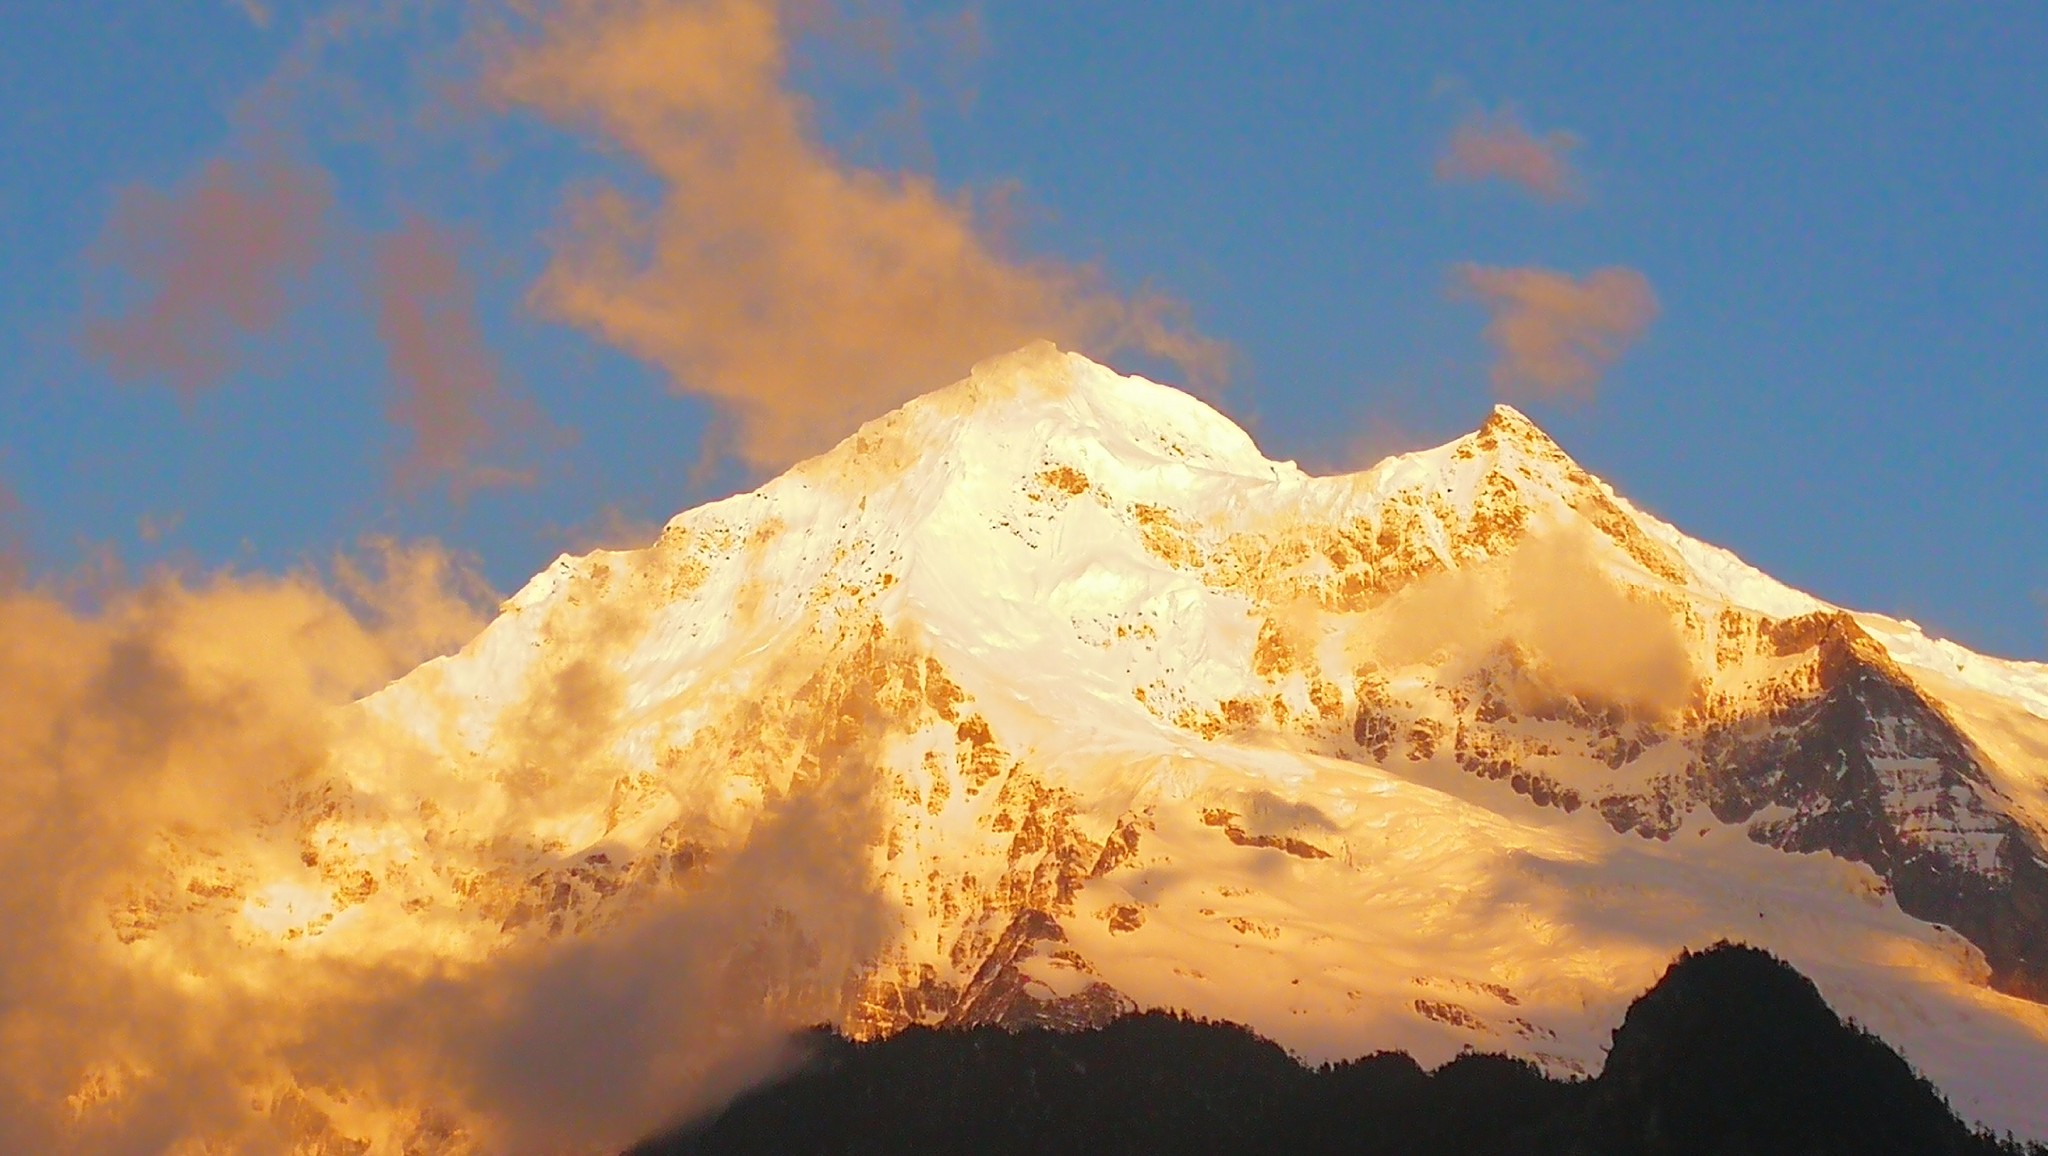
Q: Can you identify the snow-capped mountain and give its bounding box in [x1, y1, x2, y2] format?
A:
[129, 345, 2048, 1142]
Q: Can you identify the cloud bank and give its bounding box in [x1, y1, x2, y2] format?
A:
[0, 544, 486, 1152]
[1453, 264, 1659, 400]
[0, 539, 902, 1152]
[85, 160, 539, 492]
[487, 0, 1227, 470]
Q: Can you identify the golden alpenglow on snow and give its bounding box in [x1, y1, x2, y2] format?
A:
[19, 347, 2048, 1152]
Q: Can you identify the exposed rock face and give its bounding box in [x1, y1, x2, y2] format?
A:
[1694, 614, 2048, 999]
[946, 909, 1135, 1031]
[1326, 601, 2048, 999]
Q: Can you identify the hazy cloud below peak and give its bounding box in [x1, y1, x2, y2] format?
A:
[83, 154, 332, 397]
[1435, 106, 1582, 203]
[0, 541, 495, 1152]
[1452, 263, 1659, 401]
[1359, 524, 1696, 720]
[485, 0, 1227, 473]
[0, 525, 911, 1151]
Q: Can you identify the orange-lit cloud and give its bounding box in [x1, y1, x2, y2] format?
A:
[84, 156, 331, 397]
[0, 505, 907, 1149]
[1435, 106, 1581, 203]
[85, 152, 539, 491]
[0, 541, 494, 1151]
[373, 216, 537, 493]
[294, 763, 895, 1152]
[486, 0, 1227, 471]
[1453, 264, 1658, 400]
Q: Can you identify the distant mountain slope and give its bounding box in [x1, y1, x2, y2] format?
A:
[633, 944, 2033, 1156]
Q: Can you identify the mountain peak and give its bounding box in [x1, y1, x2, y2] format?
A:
[1474, 402, 1568, 457]
[786, 344, 1277, 496]
[949, 344, 1266, 468]
[270, 342, 2048, 1148]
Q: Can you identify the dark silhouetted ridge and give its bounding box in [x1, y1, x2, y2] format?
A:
[627, 943, 2041, 1155]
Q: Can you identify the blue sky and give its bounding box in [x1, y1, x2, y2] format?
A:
[2, 1, 2044, 660]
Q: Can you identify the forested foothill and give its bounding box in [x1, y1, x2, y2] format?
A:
[631, 943, 2045, 1156]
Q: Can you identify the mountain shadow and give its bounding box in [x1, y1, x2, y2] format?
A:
[626, 943, 2042, 1155]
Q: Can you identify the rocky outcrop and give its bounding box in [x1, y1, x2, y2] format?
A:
[945, 909, 1134, 1031]
[1695, 613, 2048, 999]
[1303, 601, 2048, 1001]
